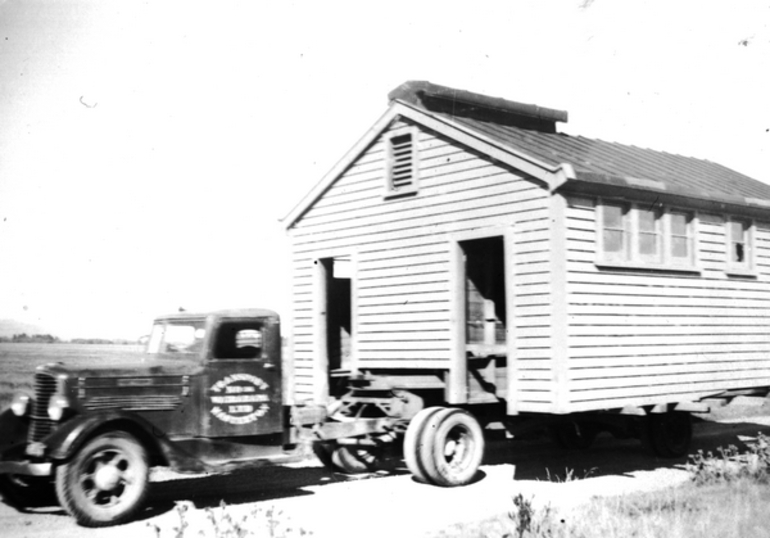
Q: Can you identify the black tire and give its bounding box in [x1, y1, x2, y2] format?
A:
[647, 411, 692, 458]
[551, 421, 598, 450]
[331, 446, 376, 473]
[312, 441, 336, 470]
[313, 442, 376, 474]
[403, 407, 445, 483]
[417, 408, 485, 487]
[54, 431, 149, 527]
[0, 475, 55, 509]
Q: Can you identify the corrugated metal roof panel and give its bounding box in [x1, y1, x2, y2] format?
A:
[444, 113, 770, 206]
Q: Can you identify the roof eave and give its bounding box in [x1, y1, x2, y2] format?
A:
[558, 171, 770, 217]
[281, 106, 398, 229]
[283, 101, 573, 230]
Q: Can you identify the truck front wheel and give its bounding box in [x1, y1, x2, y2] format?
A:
[54, 431, 149, 527]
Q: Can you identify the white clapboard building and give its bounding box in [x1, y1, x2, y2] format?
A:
[283, 81, 770, 418]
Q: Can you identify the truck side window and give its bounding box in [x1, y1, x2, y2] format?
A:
[213, 322, 264, 359]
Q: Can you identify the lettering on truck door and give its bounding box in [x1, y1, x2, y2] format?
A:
[203, 319, 283, 437]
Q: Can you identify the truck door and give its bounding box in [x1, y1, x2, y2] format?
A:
[203, 316, 283, 437]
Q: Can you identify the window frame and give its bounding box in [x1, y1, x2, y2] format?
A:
[725, 217, 756, 276]
[595, 200, 700, 273]
[383, 126, 419, 199]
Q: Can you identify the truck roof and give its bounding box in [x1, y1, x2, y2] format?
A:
[153, 308, 279, 322]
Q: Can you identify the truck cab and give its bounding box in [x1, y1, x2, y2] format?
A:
[140, 309, 283, 440]
[0, 309, 299, 527]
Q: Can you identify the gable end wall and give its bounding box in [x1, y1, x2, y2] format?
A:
[289, 120, 556, 411]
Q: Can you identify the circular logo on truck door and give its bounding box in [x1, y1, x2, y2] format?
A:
[209, 373, 271, 425]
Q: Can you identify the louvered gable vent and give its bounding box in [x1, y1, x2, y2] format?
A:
[386, 130, 417, 196]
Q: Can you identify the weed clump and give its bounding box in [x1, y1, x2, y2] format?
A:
[508, 493, 558, 538]
[148, 500, 311, 538]
[687, 432, 770, 485]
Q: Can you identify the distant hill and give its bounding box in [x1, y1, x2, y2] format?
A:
[0, 319, 48, 338]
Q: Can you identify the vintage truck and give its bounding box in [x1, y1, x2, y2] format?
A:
[0, 309, 419, 527]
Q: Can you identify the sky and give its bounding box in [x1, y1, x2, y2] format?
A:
[0, 0, 768, 340]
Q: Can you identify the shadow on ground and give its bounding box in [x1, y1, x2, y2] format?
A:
[484, 416, 770, 482]
[5, 415, 770, 521]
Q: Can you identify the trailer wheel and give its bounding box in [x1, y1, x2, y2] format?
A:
[331, 446, 377, 473]
[647, 411, 692, 458]
[551, 421, 598, 450]
[416, 408, 485, 487]
[54, 431, 149, 527]
[311, 441, 337, 469]
[403, 407, 445, 483]
[312, 442, 376, 474]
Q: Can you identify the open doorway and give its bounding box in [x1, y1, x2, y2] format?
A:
[318, 256, 352, 397]
[460, 236, 507, 401]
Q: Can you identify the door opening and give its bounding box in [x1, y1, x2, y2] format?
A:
[460, 236, 507, 401]
[319, 257, 352, 397]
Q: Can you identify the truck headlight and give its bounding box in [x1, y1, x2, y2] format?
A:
[47, 395, 71, 421]
[11, 393, 31, 417]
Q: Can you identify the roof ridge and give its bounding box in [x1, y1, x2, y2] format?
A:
[389, 81, 568, 133]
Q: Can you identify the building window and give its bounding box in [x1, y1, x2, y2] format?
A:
[385, 129, 418, 197]
[726, 218, 754, 273]
[601, 203, 629, 261]
[669, 211, 694, 262]
[597, 202, 697, 270]
[637, 208, 662, 263]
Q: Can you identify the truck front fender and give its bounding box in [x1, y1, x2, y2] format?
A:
[43, 411, 209, 473]
[44, 411, 164, 461]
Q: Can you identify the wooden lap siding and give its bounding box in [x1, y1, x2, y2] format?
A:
[564, 198, 770, 412]
[289, 122, 554, 408]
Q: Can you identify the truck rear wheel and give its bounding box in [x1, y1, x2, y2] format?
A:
[55, 431, 149, 527]
[404, 407, 484, 487]
[403, 407, 445, 483]
[647, 411, 692, 458]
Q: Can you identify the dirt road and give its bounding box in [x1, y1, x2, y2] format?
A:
[4, 412, 770, 538]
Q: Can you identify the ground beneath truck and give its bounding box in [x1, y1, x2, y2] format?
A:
[2, 400, 769, 538]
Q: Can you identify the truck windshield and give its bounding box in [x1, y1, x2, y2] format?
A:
[146, 320, 206, 354]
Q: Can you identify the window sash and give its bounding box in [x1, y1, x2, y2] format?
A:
[598, 203, 697, 269]
[601, 204, 628, 260]
[636, 208, 662, 262]
[727, 219, 752, 268]
[669, 212, 693, 261]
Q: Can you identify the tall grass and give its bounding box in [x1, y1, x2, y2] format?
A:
[148, 501, 312, 538]
[435, 433, 770, 538]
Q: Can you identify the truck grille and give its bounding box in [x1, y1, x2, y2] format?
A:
[29, 372, 57, 443]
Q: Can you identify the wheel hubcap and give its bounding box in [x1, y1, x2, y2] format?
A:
[82, 449, 132, 506]
[93, 462, 121, 491]
[445, 428, 470, 468]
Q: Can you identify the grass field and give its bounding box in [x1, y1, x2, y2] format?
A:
[0, 342, 144, 409]
[433, 480, 770, 538]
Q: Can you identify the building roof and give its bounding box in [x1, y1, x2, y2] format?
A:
[390, 81, 770, 212]
[284, 81, 770, 229]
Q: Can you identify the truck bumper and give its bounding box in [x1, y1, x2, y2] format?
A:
[0, 460, 52, 477]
